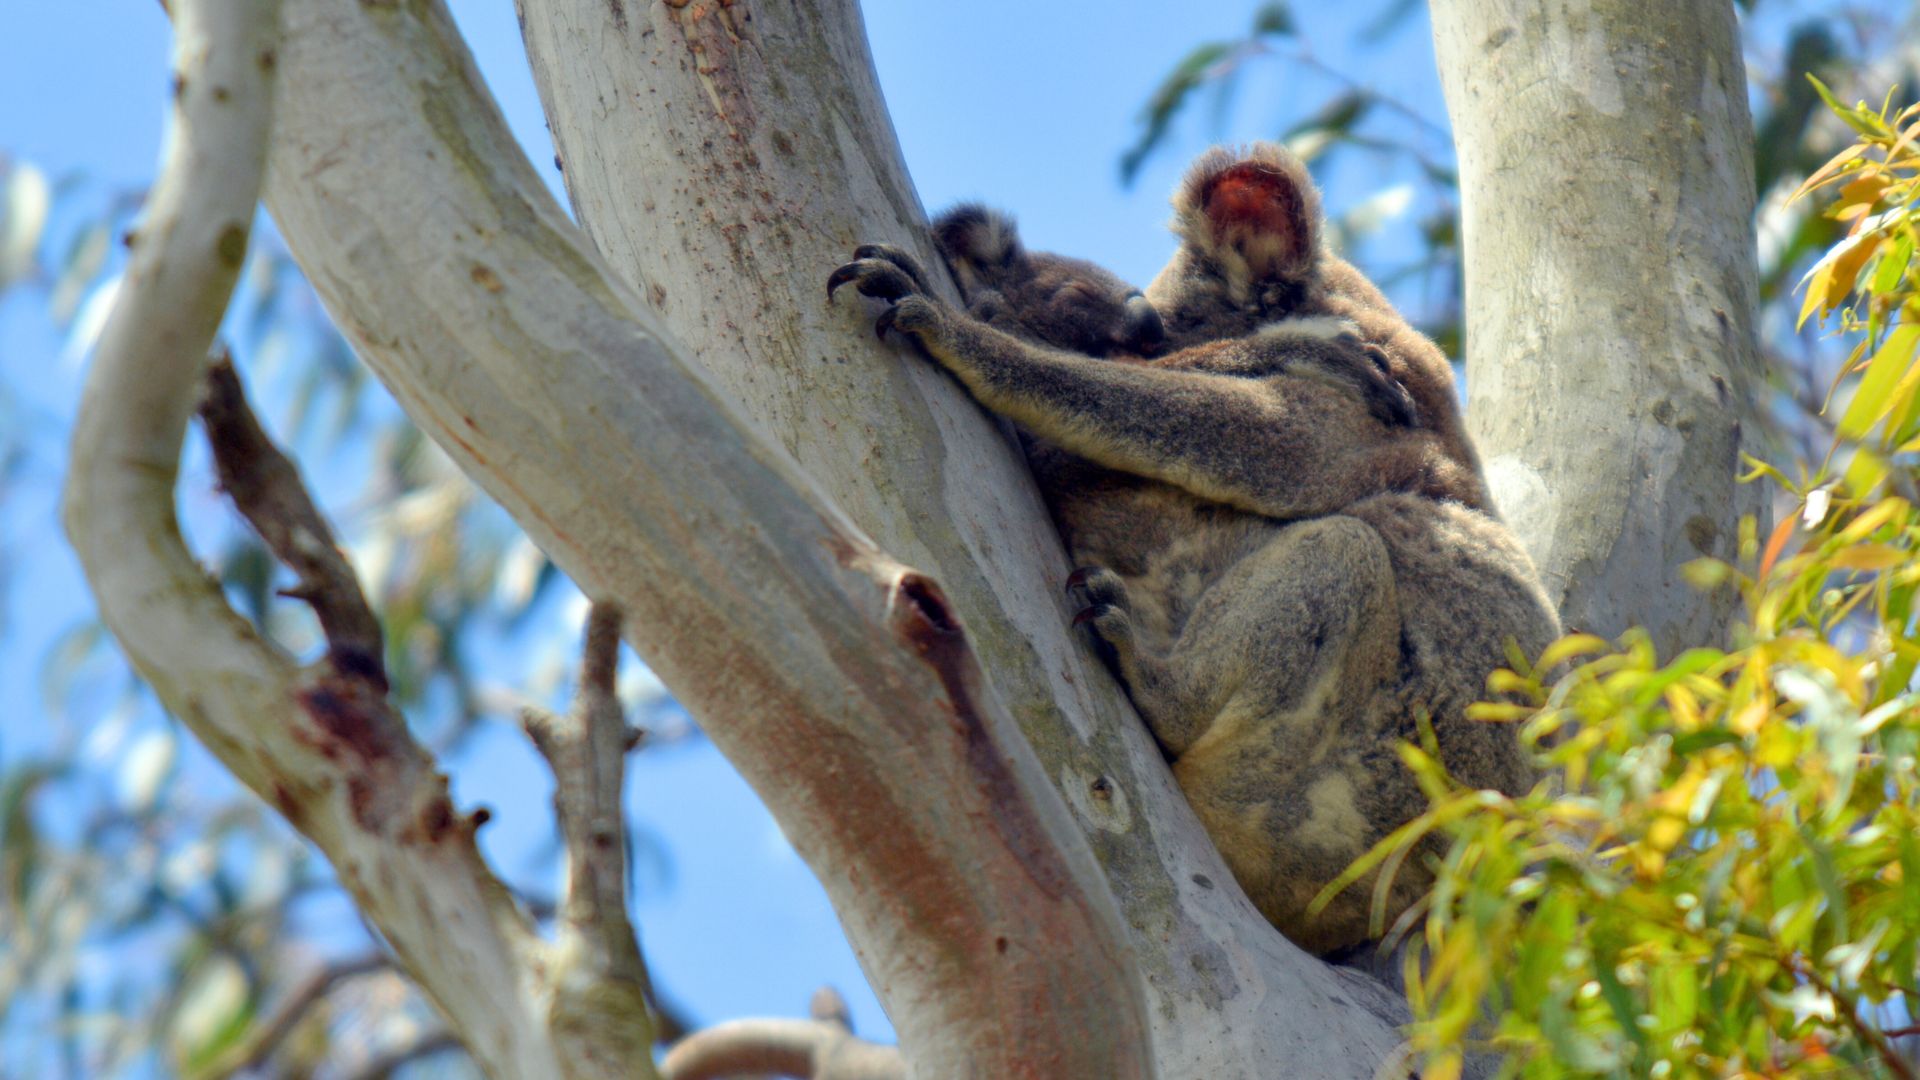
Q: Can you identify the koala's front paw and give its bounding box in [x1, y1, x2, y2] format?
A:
[828, 249, 946, 345]
[1065, 565, 1137, 663]
[1329, 336, 1417, 429]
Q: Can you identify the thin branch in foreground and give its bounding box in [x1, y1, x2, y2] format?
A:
[522, 600, 655, 1066]
[213, 953, 392, 1077]
[199, 351, 386, 684]
[661, 987, 904, 1080]
[343, 1030, 463, 1080]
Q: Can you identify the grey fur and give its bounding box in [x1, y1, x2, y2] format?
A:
[826, 155, 1559, 955]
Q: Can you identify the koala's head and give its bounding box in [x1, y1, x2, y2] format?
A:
[1146, 142, 1325, 347]
[933, 204, 1165, 359]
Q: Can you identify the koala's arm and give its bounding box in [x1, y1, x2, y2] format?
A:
[830, 254, 1438, 519]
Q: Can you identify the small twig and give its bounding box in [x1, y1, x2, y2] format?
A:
[661, 987, 905, 1080]
[1787, 956, 1917, 1080]
[522, 601, 655, 1067]
[1287, 45, 1451, 142]
[342, 1030, 462, 1080]
[198, 352, 386, 685]
[213, 953, 391, 1076]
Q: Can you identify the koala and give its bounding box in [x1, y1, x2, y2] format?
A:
[1146, 143, 1489, 511]
[919, 204, 1442, 566]
[827, 152, 1559, 955]
[930, 203, 1168, 360]
[829, 225, 1456, 527]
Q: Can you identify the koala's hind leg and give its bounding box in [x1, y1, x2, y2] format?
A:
[1152, 517, 1408, 953]
[1066, 566, 1193, 745]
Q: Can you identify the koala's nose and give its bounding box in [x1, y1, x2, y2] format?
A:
[1121, 294, 1165, 354]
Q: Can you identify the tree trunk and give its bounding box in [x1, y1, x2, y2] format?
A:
[1432, 0, 1765, 654]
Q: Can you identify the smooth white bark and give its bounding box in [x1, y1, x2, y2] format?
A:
[1433, 0, 1765, 653]
[259, 1, 1157, 1076]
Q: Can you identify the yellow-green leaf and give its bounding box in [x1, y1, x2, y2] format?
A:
[1537, 633, 1612, 672]
[1798, 258, 1838, 330]
[1837, 323, 1920, 439]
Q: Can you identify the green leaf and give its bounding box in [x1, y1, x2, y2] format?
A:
[1671, 730, 1743, 756]
[1119, 42, 1234, 184]
[1281, 88, 1373, 147]
[1871, 232, 1912, 295]
[1837, 323, 1920, 440]
[1807, 73, 1893, 139]
[1590, 941, 1652, 1060]
[1795, 823, 1850, 942]
[1250, 1, 1293, 36]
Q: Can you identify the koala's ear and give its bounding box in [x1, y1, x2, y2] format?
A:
[932, 203, 1029, 298]
[1173, 143, 1322, 285]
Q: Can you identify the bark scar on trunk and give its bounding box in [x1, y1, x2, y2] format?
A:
[891, 570, 1070, 902]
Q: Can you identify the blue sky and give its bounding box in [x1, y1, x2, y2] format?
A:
[8, 0, 1852, 1063]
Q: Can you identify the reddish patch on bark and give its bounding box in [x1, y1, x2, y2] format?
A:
[442, 426, 487, 468]
[295, 674, 406, 777]
[346, 775, 378, 831]
[894, 572, 1068, 902]
[273, 782, 306, 829]
[662, 0, 755, 138]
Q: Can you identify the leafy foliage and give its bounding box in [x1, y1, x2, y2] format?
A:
[1370, 90, 1920, 1080]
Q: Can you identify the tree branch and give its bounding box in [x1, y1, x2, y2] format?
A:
[213, 953, 391, 1077]
[259, 1, 1158, 1075]
[343, 1031, 464, 1080]
[662, 988, 904, 1080]
[522, 601, 656, 1068]
[1432, 0, 1766, 651]
[60, 3, 648, 1073]
[199, 352, 385, 678]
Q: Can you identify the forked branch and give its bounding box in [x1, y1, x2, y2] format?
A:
[61, 1, 654, 1074]
[522, 601, 657, 1067]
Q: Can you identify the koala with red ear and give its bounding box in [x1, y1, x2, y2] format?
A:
[827, 152, 1558, 955]
[830, 211, 1449, 523]
[1148, 143, 1487, 509]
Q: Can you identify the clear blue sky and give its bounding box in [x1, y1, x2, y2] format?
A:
[0, 0, 1872, 1061]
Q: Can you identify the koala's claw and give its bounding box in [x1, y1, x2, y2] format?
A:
[1072, 603, 1116, 627]
[851, 244, 931, 291]
[825, 262, 864, 301]
[1065, 565, 1129, 606]
[874, 303, 898, 340]
[826, 257, 917, 304]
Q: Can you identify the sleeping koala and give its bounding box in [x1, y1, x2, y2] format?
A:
[828, 151, 1558, 954]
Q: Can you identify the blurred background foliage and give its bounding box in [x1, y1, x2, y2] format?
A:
[0, 1, 1914, 1076]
